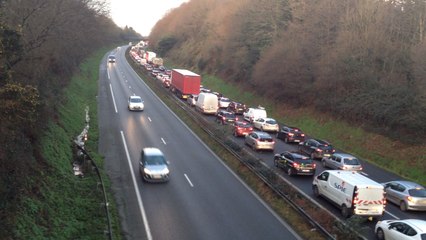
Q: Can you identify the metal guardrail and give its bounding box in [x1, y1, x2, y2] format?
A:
[74, 107, 113, 240]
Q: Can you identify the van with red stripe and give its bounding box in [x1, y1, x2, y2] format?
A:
[312, 170, 386, 219]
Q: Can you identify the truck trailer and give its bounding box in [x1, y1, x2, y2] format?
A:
[171, 69, 201, 99]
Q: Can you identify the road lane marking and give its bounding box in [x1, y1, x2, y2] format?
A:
[107, 68, 110, 80]
[109, 84, 118, 113]
[120, 131, 153, 240]
[147, 117, 152, 122]
[161, 138, 166, 145]
[184, 174, 194, 187]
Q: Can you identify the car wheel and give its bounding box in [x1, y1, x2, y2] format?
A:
[376, 228, 385, 240]
[252, 143, 257, 151]
[400, 201, 408, 211]
[233, 131, 238, 137]
[261, 126, 264, 131]
[310, 152, 316, 160]
[284, 137, 288, 143]
[322, 160, 327, 168]
[287, 168, 293, 176]
[341, 205, 350, 218]
[274, 159, 278, 167]
[313, 186, 320, 197]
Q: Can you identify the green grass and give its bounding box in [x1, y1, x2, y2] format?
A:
[202, 74, 426, 185]
[14, 48, 122, 240]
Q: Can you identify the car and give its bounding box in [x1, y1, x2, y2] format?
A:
[108, 55, 116, 63]
[216, 110, 238, 125]
[243, 106, 267, 122]
[276, 125, 305, 143]
[227, 101, 247, 115]
[200, 87, 212, 93]
[144, 64, 153, 71]
[321, 153, 363, 171]
[375, 219, 426, 240]
[187, 94, 198, 106]
[139, 148, 170, 182]
[218, 97, 231, 108]
[274, 151, 316, 176]
[128, 95, 144, 111]
[163, 79, 171, 88]
[151, 69, 160, 77]
[382, 180, 426, 211]
[252, 117, 279, 132]
[233, 121, 254, 137]
[245, 131, 275, 151]
[298, 138, 335, 160]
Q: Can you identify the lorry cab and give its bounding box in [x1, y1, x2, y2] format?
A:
[313, 170, 386, 219]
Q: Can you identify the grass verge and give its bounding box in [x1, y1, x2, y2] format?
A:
[15, 48, 122, 239]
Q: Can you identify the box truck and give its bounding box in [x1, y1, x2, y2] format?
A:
[171, 69, 201, 99]
[312, 170, 386, 219]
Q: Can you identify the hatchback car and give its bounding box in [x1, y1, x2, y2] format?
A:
[375, 219, 426, 240]
[245, 131, 275, 151]
[299, 138, 335, 159]
[382, 180, 426, 211]
[233, 121, 254, 137]
[252, 117, 279, 132]
[216, 110, 238, 125]
[276, 125, 305, 143]
[321, 153, 363, 171]
[218, 97, 231, 108]
[128, 96, 144, 111]
[274, 151, 316, 176]
[227, 101, 247, 115]
[139, 148, 170, 182]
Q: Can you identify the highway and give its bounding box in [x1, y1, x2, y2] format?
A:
[98, 46, 302, 240]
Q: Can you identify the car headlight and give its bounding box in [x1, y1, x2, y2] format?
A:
[143, 168, 152, 174]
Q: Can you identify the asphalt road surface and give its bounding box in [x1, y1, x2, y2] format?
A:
[98, 46, 302, 240]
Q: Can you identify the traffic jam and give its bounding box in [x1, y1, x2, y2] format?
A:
[128, 40, 426, 240]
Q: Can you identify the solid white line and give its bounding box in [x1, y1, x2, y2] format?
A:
[184, 174, 194, 187]
[109, 84, 118, 113]
[161, 138, 166, 145]
[107, 68, 110, 80]
[120, 131, 153, 240]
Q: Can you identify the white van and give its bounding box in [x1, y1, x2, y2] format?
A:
[312, 170, 386, 219]
[243, 106, 267, 122]
[195, 92, 218, 114]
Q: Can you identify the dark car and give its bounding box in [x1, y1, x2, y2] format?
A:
[216, 110, 238, 125]
[227, 101, 247, 115]
[274, 151, 316, 176]
[233, 121, 254, 137]
[276, 125, 306, 143]
[299, 138, 335, 160]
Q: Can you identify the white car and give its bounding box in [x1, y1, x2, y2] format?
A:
[375, 219, 426, 240]
[218, 97, 231, 108]
[252, 117, 279, 132]
[128, 96, 144, 111]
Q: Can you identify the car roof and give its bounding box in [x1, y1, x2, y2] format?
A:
[389, 180, 424, 188]
[333, 153, 357, 159]
[130, 95, 142, 99]
[253, 131, 271, 137]
[142, 147, 163, 156]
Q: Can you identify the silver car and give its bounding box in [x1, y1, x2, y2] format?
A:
[128, 95, 144, 111]
[382, 180, 426, 211]
[252, 117, 279, 132]
[245, 131, 275, 151]
[321, 153, 363, 171]
[139, 148, 170, 182]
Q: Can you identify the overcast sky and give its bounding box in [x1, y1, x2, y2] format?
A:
[109, 0, 189, 36]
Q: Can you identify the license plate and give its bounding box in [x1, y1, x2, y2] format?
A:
[324, 154, 331, 157]
[302, 170, 310, 172]
[294, 140, 300, 142]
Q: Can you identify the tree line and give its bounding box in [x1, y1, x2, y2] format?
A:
[0, 0, 140, 237]
[149, 0, 426, 139]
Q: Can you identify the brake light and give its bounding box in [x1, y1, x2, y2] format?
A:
[222, 117, 225, 120]
[353, 191, 359, 206]
[293, 162, 300, 168]
[312, 163, 316, 168]
[236, 117, 239, 121]
[332, 149, 336, 153]
[301, 133, 305, 137]
[316, 148, 323, 152]
[288, 133, 294, 136]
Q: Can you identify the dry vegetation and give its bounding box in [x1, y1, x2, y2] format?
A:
[150, 0, 426, 140]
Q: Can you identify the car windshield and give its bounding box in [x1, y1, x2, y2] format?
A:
[408, 188, 426, 197]
[131, 98, 142, 103]
[224, 113, 235, 118]
[344, 158, 360, 165]
[259, 137, 273, 142]
[221, 98, 230, 102]
[295, 158, 313, 163]
[145, 155, 166, 166]
[320, 144, 333, 150]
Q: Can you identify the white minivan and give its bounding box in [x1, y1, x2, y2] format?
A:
[312, 170, 386, 219]
[195, 92, 218, 114]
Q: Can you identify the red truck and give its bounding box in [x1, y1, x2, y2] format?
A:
[171, 69, 201, 99]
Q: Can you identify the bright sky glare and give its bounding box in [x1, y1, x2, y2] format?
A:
[109, 0, 189, 36]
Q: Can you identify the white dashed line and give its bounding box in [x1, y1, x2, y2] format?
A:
[184, 174, 194, 187]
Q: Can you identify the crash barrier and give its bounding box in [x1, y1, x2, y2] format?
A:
[74, 107, 113, 240]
